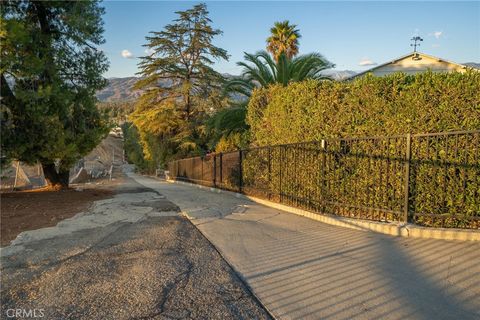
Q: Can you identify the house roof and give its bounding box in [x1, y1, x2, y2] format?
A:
[347, 51, 472, 80]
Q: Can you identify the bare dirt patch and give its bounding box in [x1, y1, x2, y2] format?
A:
[1, 188, 113, 246]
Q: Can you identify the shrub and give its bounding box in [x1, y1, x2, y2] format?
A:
[215, 132, 250, 153]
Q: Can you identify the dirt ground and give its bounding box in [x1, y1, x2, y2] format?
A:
[1, 131, 126, 247]
[1, 187, 113, 246]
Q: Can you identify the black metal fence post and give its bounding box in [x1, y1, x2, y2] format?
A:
[239, 149, 243, 192]
[213, 155, 217, 187]
[219, 152, 223, 187]
[268, 147, 272, 199]
[321, 139, 327, 211]
[403, 133, 412, 223]
[279, 146, 284, 203]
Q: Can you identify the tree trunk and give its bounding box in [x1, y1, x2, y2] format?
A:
[42, 163, 70, 189]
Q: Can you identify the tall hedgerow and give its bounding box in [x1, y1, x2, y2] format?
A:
[247, 71, 480, 146]
[243, 70, 480, 228]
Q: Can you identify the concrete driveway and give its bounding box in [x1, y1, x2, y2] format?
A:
[132, 175, 480, 320]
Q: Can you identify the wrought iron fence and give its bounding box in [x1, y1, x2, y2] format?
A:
[168, 130, 480, 229]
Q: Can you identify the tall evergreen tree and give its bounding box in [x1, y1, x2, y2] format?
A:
[131, 3, 228, 162]
[1, 1, 109, 188]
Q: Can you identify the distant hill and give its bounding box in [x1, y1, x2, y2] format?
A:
[96, 77, 143, 102]
[464, 62, 480, 69]
[97, 71, 359, 103]
[324, 70, 358, 80]
[96, 75, 237, 103]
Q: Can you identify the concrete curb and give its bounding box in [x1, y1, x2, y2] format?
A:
[166, 179, 480, 241]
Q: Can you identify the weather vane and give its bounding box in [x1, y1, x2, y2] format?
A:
[411, 36, 423, 53]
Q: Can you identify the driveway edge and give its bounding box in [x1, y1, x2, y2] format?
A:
[167, 179, 480, 241]
[180, 213, 278, 320]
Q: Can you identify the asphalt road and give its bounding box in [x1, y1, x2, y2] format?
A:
[132, 175, 480, 320]
[0, 176, 271, 320]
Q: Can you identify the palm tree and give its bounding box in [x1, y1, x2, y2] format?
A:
[209, 50, 333, 143]
[225, 50, 333, 98]
[267, 21, 301, 61]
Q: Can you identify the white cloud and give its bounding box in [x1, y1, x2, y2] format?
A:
[432, 43, 441, 48]
[359, 58, 377, 66]
[433, 31, 443, 39]
[144, 48, 155, 55]
[428, 31, 443, 39]
[121, 49, 134, 59]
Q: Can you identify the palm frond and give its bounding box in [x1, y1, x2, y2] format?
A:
[224, 49, 334, 98]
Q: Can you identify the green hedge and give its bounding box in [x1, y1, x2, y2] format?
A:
[244, 71, 480, 228]
[247, 71, 480, 146]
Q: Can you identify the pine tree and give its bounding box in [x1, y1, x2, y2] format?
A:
[1, 1, 109, 188]
[131, 3, 228, 162]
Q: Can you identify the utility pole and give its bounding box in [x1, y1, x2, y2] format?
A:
[411, 36, 423, 53]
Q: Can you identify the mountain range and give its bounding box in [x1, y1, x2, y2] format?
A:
[96, 62, 480, 103]
[96, 77, 143, 102]
[464, 62, 480, 69]
[95, 70, 359, 102]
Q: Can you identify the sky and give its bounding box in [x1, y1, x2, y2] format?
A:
[101, 1, 480, 78]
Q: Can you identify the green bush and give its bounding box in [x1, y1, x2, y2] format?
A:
[215, 132, 250, 153]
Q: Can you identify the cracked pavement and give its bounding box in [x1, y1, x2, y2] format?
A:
[0, 175, 272, 320]
[132, 175, 480, 320]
